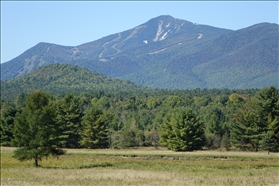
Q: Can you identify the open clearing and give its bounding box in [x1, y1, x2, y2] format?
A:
[1, 147, 279, 185]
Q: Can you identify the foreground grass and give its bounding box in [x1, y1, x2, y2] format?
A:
[1, 147, 279, 186]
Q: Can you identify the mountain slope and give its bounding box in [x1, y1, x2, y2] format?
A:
[1, 64, 150, 101]
[1, 15, 278, 89]
[165, 23, 279, 89]
[1, 15, 232, 81]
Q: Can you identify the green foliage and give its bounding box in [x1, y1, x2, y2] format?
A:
[256, 87, 279, 151]
[1, 64, 150, 102]
[160, 108, 206, 151]
[268, 116, 279, 148]
[146, 96, 161, 110]
[14, 93, 27, 109]
[12, 90, 65, 167]
[0, 101, 17, 146]
[220, 132, 230, 151]
[230, 87, 279, 151]
[80, 107, 110, 149]
[205, 133, 221, 149]
[231, 108, 268, 151]
[111, 126, 138, 149]
[202, 105, 228, 137]
[2, 83, 276, 153]
[56, 94, 83, 148]
[259, 132, 279, 153]
[145, 128, 160, 148]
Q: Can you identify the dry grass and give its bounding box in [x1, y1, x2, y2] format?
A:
[65, 147, 279, 157]
[1, 147, 279, 186]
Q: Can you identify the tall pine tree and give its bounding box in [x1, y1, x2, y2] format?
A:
[80, 107, 110, 149]
[56, 94, 83, 148]
[230, 87, 279, 151]
[0, 101, 17, 146]
[12, 90, 65, 167]
[255, 86, 279, 151]
[160, 108, 206, 151]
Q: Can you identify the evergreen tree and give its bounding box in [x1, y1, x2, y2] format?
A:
[80, 107, 110, 148]
[56, 94, 83, 148]
[205, 106, 227, 137]
[160, 108, 206, 151]
[225, 93, 246, 124]
[255, 87, 279, 147]
[268, 114, 279, 150]
[230, 87, 279, 151]
[259, 132, 279, 153]
[0, 102, 17, 146]
[12, 90, 65, 167]
[230, 109, 263, 151]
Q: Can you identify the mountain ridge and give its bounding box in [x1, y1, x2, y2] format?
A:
[1, 15, 278, 89]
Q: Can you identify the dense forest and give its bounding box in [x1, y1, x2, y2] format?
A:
[1, 85, 278, 152]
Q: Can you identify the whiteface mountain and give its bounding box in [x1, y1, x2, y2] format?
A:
[1, 15, 278, 89]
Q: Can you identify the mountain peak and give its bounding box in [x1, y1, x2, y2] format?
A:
[153, 15, 175, 20]
[145, 15, 188, 24]
[1, 15, 278, 89]
[136, 15, 196, 43]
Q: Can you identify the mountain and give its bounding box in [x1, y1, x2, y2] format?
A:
[1, 64, 154, 101]
[1, 15, 278, 89]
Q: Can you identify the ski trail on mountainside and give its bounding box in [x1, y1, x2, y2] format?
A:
[111, 26, 146, 57]
[99, 26, 146, 59]
[99, 33, 122, 60]
[123, 26, 146, 42]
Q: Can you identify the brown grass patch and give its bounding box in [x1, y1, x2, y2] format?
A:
[1, 147, 279, 186]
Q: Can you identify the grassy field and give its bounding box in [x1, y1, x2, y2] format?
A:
[1, 147, 279, 186]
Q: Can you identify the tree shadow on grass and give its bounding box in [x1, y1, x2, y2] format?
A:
[78, 162, 113, 169]
[41, 162, 113, 169]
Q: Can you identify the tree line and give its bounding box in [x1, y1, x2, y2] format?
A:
[1, 87, 278, 166]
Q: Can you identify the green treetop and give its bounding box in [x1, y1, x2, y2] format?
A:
[160, 108, 206, 151]
[80, 107, 110, 149]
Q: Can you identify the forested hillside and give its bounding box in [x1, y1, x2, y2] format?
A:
[1, 64, 156, 101]
[1, 66, 278, 152]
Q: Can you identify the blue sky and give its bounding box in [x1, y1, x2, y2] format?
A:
[1, 1, 278, 63]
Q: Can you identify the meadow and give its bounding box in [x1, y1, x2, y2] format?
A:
[1, 147, 279, 186]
